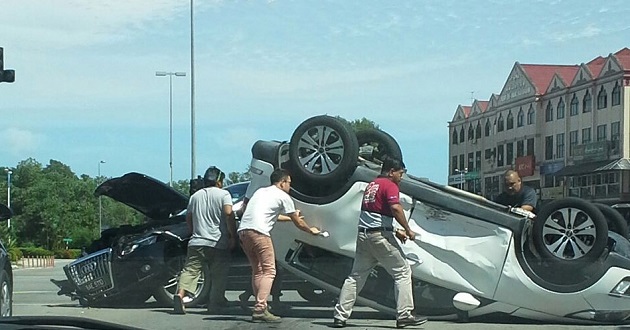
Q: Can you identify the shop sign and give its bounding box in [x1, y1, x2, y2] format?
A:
[541, 186, 564, 200]
[540, 161, 564, 174]
[515, 155, 535, 177]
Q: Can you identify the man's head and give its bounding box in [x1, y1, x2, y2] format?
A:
[381, 156, 406, 185]
[503, 169, 522, 195]
[203, 166, 225, 188]
[271, 168, 292, 193]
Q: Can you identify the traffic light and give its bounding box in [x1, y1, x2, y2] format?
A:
[0, 47, 15, 83]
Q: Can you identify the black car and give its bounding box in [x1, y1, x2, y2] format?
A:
[0, 204, 13, 317]
[52, 172, 330, 307]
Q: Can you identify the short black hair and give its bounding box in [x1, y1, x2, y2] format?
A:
[381, 155, 405, 174]
[203, 166, 225, 187]
[270, 168, 290, 184]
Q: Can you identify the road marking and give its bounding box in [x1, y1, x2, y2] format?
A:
[14, 291, 59, 294]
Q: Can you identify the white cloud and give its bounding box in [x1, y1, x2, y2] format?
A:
[1, 128, 44, 155]
[551, 24, 602, 42]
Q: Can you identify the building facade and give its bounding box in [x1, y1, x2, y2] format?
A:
[448, 48, 630, 206]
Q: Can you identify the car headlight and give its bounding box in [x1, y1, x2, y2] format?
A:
[120, 235, 158, 256]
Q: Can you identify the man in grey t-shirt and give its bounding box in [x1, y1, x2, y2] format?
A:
[173, 166, 236, 314]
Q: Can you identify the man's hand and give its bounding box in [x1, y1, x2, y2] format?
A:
[406, 229, 417, 241]
[309, 227, 321, 235]
[395, 229, 408, 243]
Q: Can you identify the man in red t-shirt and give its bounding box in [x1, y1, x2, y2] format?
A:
[332, 156, 427, 329]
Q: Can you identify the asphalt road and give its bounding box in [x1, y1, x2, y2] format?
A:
[7, 260, 624, 330]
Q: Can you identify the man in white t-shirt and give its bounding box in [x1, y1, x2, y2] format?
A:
[173, 166, 236, 314]
[238, 168, 320, 323]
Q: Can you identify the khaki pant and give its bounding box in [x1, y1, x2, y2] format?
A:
[239, 229, 276, 313]
[334, 231, 414, 321]
[177, 245, 230, 306]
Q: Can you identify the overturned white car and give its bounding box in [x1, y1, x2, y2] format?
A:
[244, 115, 630, 324]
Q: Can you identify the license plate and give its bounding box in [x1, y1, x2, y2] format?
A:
[85, 278, 105, 291]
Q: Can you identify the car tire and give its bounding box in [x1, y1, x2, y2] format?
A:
[593, 203, 629, 238]
[532, 197, 608, 267]
[296, 282, 336, 306]
[153, 258, 211, 307]
[356, 128, 403, 164]
[289, 115, 359, 187]
[0, 270, 12, 317]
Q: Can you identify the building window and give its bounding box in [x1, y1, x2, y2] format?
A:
[545, 102, 553, 122]
[612, 82, 621, 106]
[506, 142, 514, 165]
[452, 156, 458, 174]
[557, 98, 565, 119]
[497, 144, 504, 166]
[475, 121, 481, 139]
[527, 106, 535, 125]
[582, 91, 592, 113]
[569, 130, 578, 156]
[468, 124, 474, 140]
[582, 127, 591, 144]
[452, 129, 458, 145]
[517, 108, 524, 127]
[467, 152, 474, 170]
[484, 148, 492, 160]
[459, 127, 465, 143]
[459, 154, 465, 171]
[497, 114, 504, 132]
[475, 151, 481, 170]
[596, 124, 606, 142]
[570, 94, 579, 116]
[612, 121, 620, 155]
[597, 86, 607, 109]
[545, 135, 553, 160]
[516, 140, 524, 157]
[527, 138, 534, 156]
[506, 111, 514, 130]
[485, 120, 491, 136]
[556, 133, 564, 159]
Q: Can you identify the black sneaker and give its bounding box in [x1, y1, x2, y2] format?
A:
[396, 315, 427, 328]
[173, 295, 186, 315]
[332, 318, 346, 328]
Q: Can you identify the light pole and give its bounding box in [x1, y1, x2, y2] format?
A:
[98, 160, 105, 235]
[190, 0, 197, 180]
[155, 71, 187, 187]
[455, 168, 468, 190]
[4, 169, 11, 229]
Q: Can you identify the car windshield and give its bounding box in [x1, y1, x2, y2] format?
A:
[1, 1, 627, 329]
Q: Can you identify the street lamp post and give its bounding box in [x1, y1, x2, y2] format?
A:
[98, 160, 105, 235]
[190, 0, 196, 180]
[155, 71, 187, 187]
[455, 168, 468, 190]
[4, 169, 11, 229]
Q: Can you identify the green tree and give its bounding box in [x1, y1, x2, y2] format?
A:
[335, 116, 379, 132]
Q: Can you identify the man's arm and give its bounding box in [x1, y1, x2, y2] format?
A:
[288, 211, 320, 235]
[391, 203, 416, 241]
[520, 188, 537, 213]
[223, 204, 236, 250]
[185, 212, 193, 235]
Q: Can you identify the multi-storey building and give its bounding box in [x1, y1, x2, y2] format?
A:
[448, 48, 630, 207]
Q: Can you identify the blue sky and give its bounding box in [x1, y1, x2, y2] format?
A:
[1, 0, 629, 184]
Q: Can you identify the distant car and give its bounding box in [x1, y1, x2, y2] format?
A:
[0, 204, 13, 317]
[51, 173, 330, 307]
[243, 114, 630, 324]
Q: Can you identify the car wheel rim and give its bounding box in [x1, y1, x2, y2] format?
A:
[0, 280, 10, 317]
[296, 125, 346, 175]
[541, 207, 597, 260]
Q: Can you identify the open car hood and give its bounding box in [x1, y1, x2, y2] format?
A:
[95, 172, 188, 220]
[0, 203, 11, 221]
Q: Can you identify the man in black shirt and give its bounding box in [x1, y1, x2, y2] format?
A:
[495, 170, 537, 213]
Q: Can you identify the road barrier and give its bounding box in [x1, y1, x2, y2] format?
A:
[17, 255, 55, 268]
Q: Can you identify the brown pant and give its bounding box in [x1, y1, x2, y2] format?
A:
[239, 229, 276, 313]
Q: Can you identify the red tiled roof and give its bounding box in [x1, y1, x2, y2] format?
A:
[521, 64, 579, 94]
[462, 106, 472, 118]
[586, 56, 606, 77]
[614, 48, 630, 70]
[477, 101, 489, 112]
